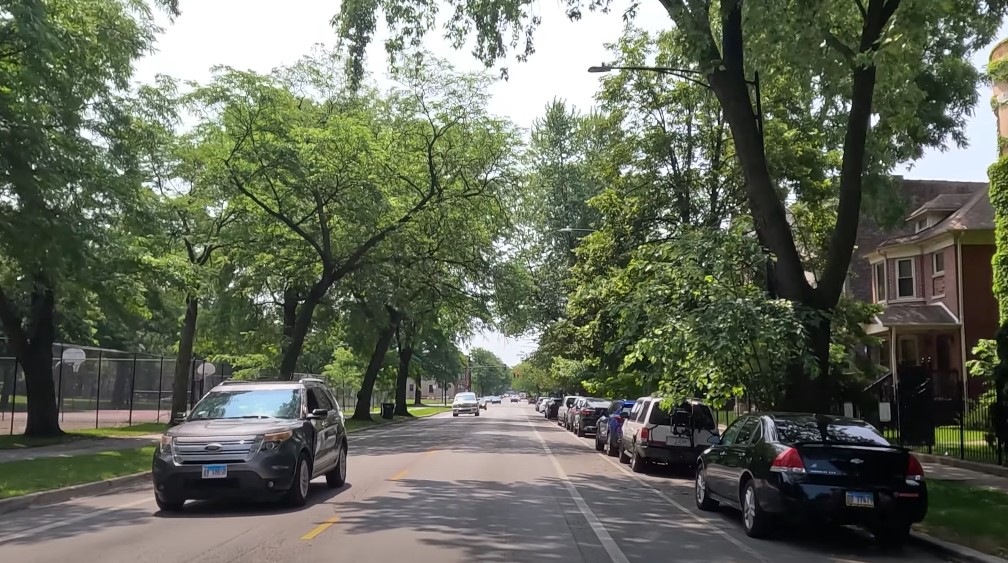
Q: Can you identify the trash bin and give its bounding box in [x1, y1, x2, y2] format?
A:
[380, 402, 394, 420]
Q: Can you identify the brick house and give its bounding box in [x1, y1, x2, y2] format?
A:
[858, 179, 998, 401]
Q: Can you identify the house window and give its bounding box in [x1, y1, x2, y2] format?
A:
[916, 218, 928, 233]
[896, 258, 916, 298]
[874, 262, 887, 302]
[933, 251, 945, 275]
[897, 335, 919, 366]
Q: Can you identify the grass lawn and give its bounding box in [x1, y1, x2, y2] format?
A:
[0, 446, 155, 499]
[347, 405, 451, 433]
[0, 423, 167, 450]
[917, 479, 1008, 558]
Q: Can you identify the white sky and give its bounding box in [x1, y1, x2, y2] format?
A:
[134, 1, 1006, 367]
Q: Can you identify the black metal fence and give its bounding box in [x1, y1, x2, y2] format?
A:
[859, 366, 1005, 467]
[0, 341, 399, 435]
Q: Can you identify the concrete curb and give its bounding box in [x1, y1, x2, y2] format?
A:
[0, 471, 150, 515]
[915, 452, 1008, 479]
[911, 531, 1008, 563]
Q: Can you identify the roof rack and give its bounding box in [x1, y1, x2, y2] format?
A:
[298, 377, 325, 384]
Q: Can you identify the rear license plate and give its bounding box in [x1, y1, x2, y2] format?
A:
[202, 464, 228, 479]
[666, 436, 690, 447]
[845, 491, 874, 508]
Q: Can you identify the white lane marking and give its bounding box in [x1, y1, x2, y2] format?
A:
[527, 417, 631, 563]
[0, 496, 153, 544]
[551, 421, 770, 563]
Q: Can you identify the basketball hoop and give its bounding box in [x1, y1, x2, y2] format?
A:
[195, 361, 216, 381]
[61, 348, 86, 374]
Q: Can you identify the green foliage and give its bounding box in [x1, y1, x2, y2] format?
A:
[469, 347, 510, 395]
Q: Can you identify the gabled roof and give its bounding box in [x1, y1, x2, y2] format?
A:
[905, 193, 975, 222]
[878, 187, 994, 250]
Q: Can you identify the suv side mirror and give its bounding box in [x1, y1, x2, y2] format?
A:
[707, 435, 720, 445]
[308, 408, 329, 419]
[168, 411, 187, 427]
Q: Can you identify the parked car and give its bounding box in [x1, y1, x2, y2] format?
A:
[695, 413, 927, 543]
[545, 398, 562, 420]
[152, 377, 348, 511]
[557, 395, 579, 428]
[491, 395, 502, 404]
[595, 399, 636, 456]
[571, 398, 610, 437]
[527, 396, 537, 404]
[620, 397, 718, 472]
[478, 396, 489, 410]
[453, 392, 480, 416]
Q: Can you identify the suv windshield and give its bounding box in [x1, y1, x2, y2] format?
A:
[188, 389, 301, 420]
[455, 393, 477, 402]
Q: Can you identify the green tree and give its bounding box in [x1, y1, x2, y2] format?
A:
[334, 0, 1007, 411]
[0, 0, 177, 436]
[469, 348, 510, 396]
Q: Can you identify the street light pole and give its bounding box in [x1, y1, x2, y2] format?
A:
[588, 63, 764, 146]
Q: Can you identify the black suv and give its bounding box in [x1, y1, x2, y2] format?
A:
[152, 377, 348, 511]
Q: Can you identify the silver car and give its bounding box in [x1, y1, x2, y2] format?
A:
[452, 392, 480, 417]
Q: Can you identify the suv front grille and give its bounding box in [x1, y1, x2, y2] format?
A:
[173, 435, 261, 464]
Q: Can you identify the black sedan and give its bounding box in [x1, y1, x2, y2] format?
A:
[695, 413, 927, 543]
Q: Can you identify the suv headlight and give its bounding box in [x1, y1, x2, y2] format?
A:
[159, 434, 173, 454]
[260, 430, 293, 451]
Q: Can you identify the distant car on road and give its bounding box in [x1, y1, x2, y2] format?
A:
[491, 396, 502, 404]
[152, 377, 348, 512]
[453, 392, 480, 417]
[510, 396, 520, 403]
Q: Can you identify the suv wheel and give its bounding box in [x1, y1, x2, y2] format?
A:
[594, 434, 604, 451]
[618, 442, 631, 464]
[607, 437, 619, 457]
[155, 494, 184, 512]
[286, 454, 312, 507]
[577, 422, 586, 438]
[630, 448, 647, 473]
[325, 443, 347, 488]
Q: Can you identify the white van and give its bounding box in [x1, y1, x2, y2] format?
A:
[619, 397, 719, 473]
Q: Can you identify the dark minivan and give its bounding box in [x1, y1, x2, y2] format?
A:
[695, 413, 927, 543]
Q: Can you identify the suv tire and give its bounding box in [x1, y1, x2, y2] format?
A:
[155, 494, 184, 512]
[286, 454, 312, 507]
[325, 443, 347, 488]
[619, 443, 631, 464]
[630, 448, 647, 473]
[695, 466, 718, 510]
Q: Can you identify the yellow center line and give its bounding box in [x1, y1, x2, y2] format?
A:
[301, 515, 340, 541]
[388, 469, 410, 481]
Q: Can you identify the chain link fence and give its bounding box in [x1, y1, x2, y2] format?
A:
[0, 340, 413, 435]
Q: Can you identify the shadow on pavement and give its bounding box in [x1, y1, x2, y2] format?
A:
[154, 483, 353, 519]
[0, 498, 152, 547]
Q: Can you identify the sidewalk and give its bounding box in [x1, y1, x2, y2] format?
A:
[0, 435, 160, 464]
[923, 460, 1008, 490]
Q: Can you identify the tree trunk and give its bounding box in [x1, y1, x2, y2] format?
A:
[351, 312, 401, 421]
[0, 363, 14, 411]
[780, 315, 833, 412]
[170, 295, 198, 419]
[21, 286, 61, 437]
[394, 344, 413, 416]
[414, 384, 422, 406]
[279, 294, 323, 380]
[111, 356, 131, 408]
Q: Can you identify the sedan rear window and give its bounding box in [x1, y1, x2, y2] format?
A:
[774, 418, 889, 446]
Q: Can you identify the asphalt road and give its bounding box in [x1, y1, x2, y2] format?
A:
[0, 403, 957, 563]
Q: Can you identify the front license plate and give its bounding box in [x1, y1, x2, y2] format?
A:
[845, 491, 875, 508]
[666, 436, 690, 447]
[202, 464, 228, 479]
